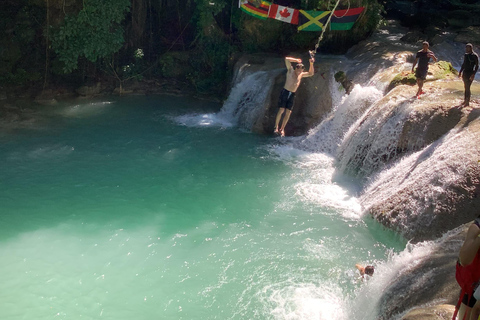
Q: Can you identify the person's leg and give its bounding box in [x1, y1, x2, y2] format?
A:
[464, 76, 472, 106]
[469, 300, 480, 320]
[274, 108, 285, 133]
[417, 78, 424, 96]
[279, 109, 292, 136]
[458, 302, 472, 320]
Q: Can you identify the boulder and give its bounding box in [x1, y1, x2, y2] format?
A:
[76, 82, 102, 97]
[377, 225, 465, 319]
[400, 304, 455, 320]
[387, 61, 458, 93]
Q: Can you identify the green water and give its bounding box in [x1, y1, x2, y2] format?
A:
[0, 96, 405, 319]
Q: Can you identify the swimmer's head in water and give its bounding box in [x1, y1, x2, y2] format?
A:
[365, 266, 374, 276]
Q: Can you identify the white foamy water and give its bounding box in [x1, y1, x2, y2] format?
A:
[298, 85, 383, 155]
[360, 123, 480, 233]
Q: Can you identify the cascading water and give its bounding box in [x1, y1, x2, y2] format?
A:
[219, 68, 283, 130]
[215, 21, 476, 319]
[2, 22, 475, 320]
[335, 89, 417, 178]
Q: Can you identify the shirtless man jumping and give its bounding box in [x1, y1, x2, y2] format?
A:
[274, 55, 315, 137]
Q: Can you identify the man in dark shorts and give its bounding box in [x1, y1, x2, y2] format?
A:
[411, 41, 437, 98]
[459, 43, 479, 107]
[274, 55, 314, 137]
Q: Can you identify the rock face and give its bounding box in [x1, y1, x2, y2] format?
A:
[360, 97, 480, 242]
[275, 64, 333, 136]
[400, 304, 455, 320]
[377, 224, 466, 320]
[231, 54, 336, 136]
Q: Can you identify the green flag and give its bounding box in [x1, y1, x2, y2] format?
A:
[298, 10, 330, 32]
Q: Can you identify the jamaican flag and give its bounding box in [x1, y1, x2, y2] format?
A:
[330, 7, 364, 30]
[239, 0, 271, 20]
[298, 7, 364, 31]
[298, 10, 330, 31]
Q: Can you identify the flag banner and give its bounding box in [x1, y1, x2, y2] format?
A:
[268, 4, 299, 25]
[240, 0, 271, 20]
[298, 10, 330, 31]
[330, 7, 364, 30]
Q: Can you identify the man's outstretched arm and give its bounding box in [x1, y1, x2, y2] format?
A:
[302, 58, 315, 78]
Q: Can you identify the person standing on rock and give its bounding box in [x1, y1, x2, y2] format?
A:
[411, 41, 437, 98]
[274, 55, 314, 137]
[452, 217, 480, 320]
[459, 43, 478, 107]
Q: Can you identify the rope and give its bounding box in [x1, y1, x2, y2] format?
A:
[333, 0, 350, 18]
[312, 0, 342, 54]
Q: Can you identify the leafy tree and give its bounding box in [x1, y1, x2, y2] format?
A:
[50, 0, 130, 73]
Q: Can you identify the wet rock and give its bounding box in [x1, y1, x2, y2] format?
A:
[377, 225, 465, 320]
[334, 71, 354, 94]
[263, 59, 334, 136]
[401, 30, 427, 44]
[400, 304, 455, 320]
[362, 99, 480, 242]
[76, 82, 102, 97]
[387, 61, 458, 93]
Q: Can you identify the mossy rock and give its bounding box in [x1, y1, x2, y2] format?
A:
[387, 61, 458, 92]
[334, 71, 347, 83]
[428, 61, 458, 80]
[386, 71, 417, 92]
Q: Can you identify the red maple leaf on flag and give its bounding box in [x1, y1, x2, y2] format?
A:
[279, 8, 291, 18]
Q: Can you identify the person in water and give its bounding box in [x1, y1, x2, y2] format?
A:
[355, 264, 374, 278]
[274, 55, 314, 137]
[453, 216, 480, 320]
[459, 43, 479, 107]
[411, 41, 437, 98]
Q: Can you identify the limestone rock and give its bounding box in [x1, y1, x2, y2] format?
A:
[377, 225, 465, 319]
[387, 61, 458, 93]
[400, 304, 455, 320]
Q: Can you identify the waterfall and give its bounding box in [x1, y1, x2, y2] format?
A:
[219, 20, 478, 318]
[335, 89, 416, 178]
[360, 121, 480, 239]
[218, 66, 283, 131]
[297, 84, 382, 155]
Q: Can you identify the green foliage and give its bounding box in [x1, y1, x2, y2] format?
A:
[0, 68, 42, 86]
[0, 3, 44, 86]
[50, 0, 130, 73]
[119, 49, 146, 81]
[186, 0, 234, 94]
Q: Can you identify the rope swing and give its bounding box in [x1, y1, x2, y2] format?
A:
[310, 0, 345, 56]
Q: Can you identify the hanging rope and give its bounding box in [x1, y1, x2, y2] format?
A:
[312, 0, 344, 54]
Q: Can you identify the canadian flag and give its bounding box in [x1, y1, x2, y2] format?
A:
[268, 4, 299, 25]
